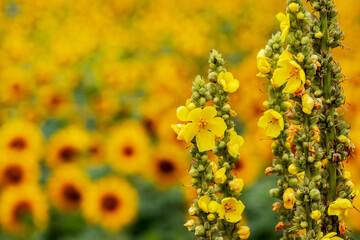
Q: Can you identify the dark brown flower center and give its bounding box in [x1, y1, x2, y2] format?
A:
[9, 137, 27, 151]
[59, 146, 78, 162]
[158, 159, 175, 174]
[63, 184, 81, 203]
[50, 95, 62, 107]
[122, 145, 134, 157]
[4, 165, 23, 184]
[14, 201, 31, 221]
[101, 194, 120, 212]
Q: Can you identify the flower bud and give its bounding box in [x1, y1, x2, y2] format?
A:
[195, 225, 205, 236]
[207, 213, 215, 221]
[238, 226, 250, 239]
[315, 32, 323, 39]
[310, 210, 321, 220]
[289, 3, 299, 12]
[288, 163, 298, 174]
[310, 188, 321, 200]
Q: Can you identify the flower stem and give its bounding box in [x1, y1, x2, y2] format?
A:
[320, 6, 337, 202]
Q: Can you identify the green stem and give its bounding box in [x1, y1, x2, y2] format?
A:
[304, 116, 313, 231]
[320, 6, 337, 202]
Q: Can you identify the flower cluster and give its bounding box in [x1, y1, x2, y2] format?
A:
[257, 0, 357, 239]
[174, 50, 249, 240]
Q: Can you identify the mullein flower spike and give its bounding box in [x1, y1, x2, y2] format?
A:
[258, 0, 357, 239]
[173, 50, 249, 240]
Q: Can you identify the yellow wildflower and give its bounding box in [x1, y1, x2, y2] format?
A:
[229, 178, 244, 192]
[302, 94, 314, 114]
[321, 232, 343, 240]
[276, 13, 290, 42]
[256, 49, 271, 77]
[238, 226, 250, 239]
[214, 167, 227, 184]
[198, 196, 219, 213]
[217, 197, 245, 223]
[176, 99, 196, 122]
[328, 198, 353, 220]
[182, 107, 227, 152]
[310, 210, 321, 220]
[273, 51, 306, 93]
[258, 109, 284, 138]
[217, 72, 239, 93]
[315, 32, 323, 39]
[283, 188, 296, 209]
[227, 129, 244, 158]
[289, 3, 299, 13]
[296, 172, 305, 183]
[288, 164, 298, 175]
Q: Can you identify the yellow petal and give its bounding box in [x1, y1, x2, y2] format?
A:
[182, 122, 198, 142]
[196, 129, 215, 152]
[208, 201, 219, 213]
[272, 67, 289, 87]
[198, 195, 211, 212]
[266, 124, 282, 138]
[227, 78, 239, 93]
[176, 106, 189, 121]
[188, 108, 202, 122]
[207, 117, 227, 137]
[276, 12, 287, 22]
[281, 26, 289, 42]
[202, 106, 218, 121]
[283, 75, 302, 93]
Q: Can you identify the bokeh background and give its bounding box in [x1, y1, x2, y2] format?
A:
[0, 0, 360, 239]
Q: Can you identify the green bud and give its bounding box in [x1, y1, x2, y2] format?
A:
[310, 188, 321, 200]
[195, 226, 205, 236]
[300, 221, 308, 228]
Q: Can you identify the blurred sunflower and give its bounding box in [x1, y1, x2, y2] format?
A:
[82, 176, 138, 231]
[0, 184, 48, 236]
[46, 125, 89, 168]
[37, 84, 73, 117]
[0, 118, 43, 162]
[106, 121, 149, 174]
[0, 67, 34, 105]
[146, 143, 188, 188]
[0, 155, 39, 188]
[47, 166, 90, 213]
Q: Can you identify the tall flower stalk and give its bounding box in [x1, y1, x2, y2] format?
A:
[258, 0, 357, 239]
[173, 50, 249, 240]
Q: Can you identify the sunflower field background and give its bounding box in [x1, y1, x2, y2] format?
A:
[1, 0, 360, 239]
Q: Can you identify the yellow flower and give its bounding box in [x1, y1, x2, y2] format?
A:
[227, 129, 244, 157]
[283, 188, 296, 209]
[297, 172, 305, 183]
[0, 155, 39, 188]
[46, 125, 90, 168]
[0, 118, 43, 162]
[328, 198, 353, 220]
[256, 49, 271, 77]
[229, 178, 244, 192]
[310, 210, 321, 220]
[238, 226, 250, 239]
[217, 72, 239, 93]
[106, 121, 149, 174]
[214, 167, 227, 184]
[276, 13, 290, 42]
[82, 177, 138, 231]
[273, 51, 306, 93]
[176, 99, 196, 122]
[289, 3, 299, 13]
[302, 94, 315, 114]
[258, 109, 284, 138]
[288, 163, 298, 175]
[198, 196, 219, 213]
[182, 107, 227, 152]
[315, 32, 323, 39]
[147, 143, 188, 188]
[47, 166, 90, 213]
[321, 232, 343, 240]
[0, 184, 48, 236]
[217, 197, 245, 223]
